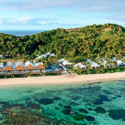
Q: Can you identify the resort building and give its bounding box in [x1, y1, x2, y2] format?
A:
[58, 59, 67, 63]
[4, 62, 15, 73]
[36, 52, 55, 60]
[15, 62, 25, 73]
[90, 62, 100, 69]
[74, 63, 86, 69]
[25, 61, 35, 72]
[62, 61, 73, 67]
[101, 59, 112, 68]
[117, 60, 125, 67]
[46, 52, 55, 57]
[35, 62, 45, 70]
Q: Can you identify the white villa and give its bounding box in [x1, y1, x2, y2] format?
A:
[90, 62, 100, 69]
[111, 57, 125, 67]
[62, 60, 73, 67]
[74, 63, 86, 69]
[58, 59, 67, 63]
[117, 60, 125, 67]
[36, 52, 55, 60]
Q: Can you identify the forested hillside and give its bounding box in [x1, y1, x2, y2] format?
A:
[0, 23, 125, 61]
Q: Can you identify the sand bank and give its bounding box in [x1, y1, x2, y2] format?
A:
[0, 72, 125, 87]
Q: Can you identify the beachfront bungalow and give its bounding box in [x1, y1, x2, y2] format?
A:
[62, 61, 73, 67]
[4, 61, 14, 73]
[90, 62, 100, 69]
[74, 63, 86, 69]
[25, 61, 35, 72]
[35, 62, 45, 70]
[15, 62, 25, 73]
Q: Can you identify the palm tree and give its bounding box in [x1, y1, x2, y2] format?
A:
[43, 61, 50, 75]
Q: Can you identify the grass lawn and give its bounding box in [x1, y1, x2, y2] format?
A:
[0, 58, 24, 63]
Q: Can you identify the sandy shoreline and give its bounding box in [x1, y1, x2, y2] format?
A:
[0, 72, 125, 87]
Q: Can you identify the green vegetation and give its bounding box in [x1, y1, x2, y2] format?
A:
[45, 72, 61, 76]
[0, 23, 125, 62]
[72, 67, 125, 75]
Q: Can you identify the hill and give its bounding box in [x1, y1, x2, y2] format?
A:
[0, 23, 125, 62]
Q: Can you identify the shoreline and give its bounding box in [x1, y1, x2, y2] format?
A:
[0, 72, 125, 87]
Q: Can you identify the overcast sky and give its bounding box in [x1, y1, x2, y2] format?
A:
[0, 0, 125, 30]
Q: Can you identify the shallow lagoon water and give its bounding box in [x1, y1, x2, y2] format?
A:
[0, 80, 125, 124]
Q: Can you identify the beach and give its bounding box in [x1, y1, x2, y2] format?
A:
[0, 72, 125, 86]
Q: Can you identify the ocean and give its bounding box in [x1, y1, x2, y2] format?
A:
[0, 30, 47, 36]
[0, 80, 125, 124]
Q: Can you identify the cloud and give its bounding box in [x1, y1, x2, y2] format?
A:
[0, 0, 125, 12]
[0, 17, 55, 25]
[0, 17, 84, 27]
[108, 14, 125, 21]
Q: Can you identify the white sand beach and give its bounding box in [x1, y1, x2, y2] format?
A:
[0, 72, 125, 87]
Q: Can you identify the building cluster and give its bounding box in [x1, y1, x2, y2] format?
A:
[58, 57, 125, 69]
[1, 52, 125, 75]
[0, 61, 45, 73]
[35, 52, 55, 60]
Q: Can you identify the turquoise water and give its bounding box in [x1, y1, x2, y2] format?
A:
[0, 80, 125, 124]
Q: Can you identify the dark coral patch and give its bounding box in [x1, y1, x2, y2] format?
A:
[102, 90, 112, 94]
[94, 107, 106, 114]
[78, 109, 88, 114]
[108, 109, 125, 121]
[0, 101, 9, 106]
[73, 114, 85, 121]
[88, 108, 93, 111]
[94, 95, 111, 105]
[62, 109, 71, 115]
[37, 98, 53, 105]
[54, 97, 61, 100]
[63, 106, 72, 109]
[85, 116, 95, 121]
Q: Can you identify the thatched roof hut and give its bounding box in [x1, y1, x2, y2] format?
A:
[4, 65, 14, 71]
[35, 62, 45, 69]
[25, 61, 35, 70]
[26, 64, 35, 70]
[15, 62, 25, 70]
[0, 67, 2, 71]
[4, 62, 14, 71]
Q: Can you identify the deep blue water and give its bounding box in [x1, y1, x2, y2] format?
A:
[0, 30, 47, 36]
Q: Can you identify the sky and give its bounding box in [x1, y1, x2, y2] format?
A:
[0, 0, 125, 30]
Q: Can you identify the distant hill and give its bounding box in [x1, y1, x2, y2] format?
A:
[0, 23, 125, 61]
